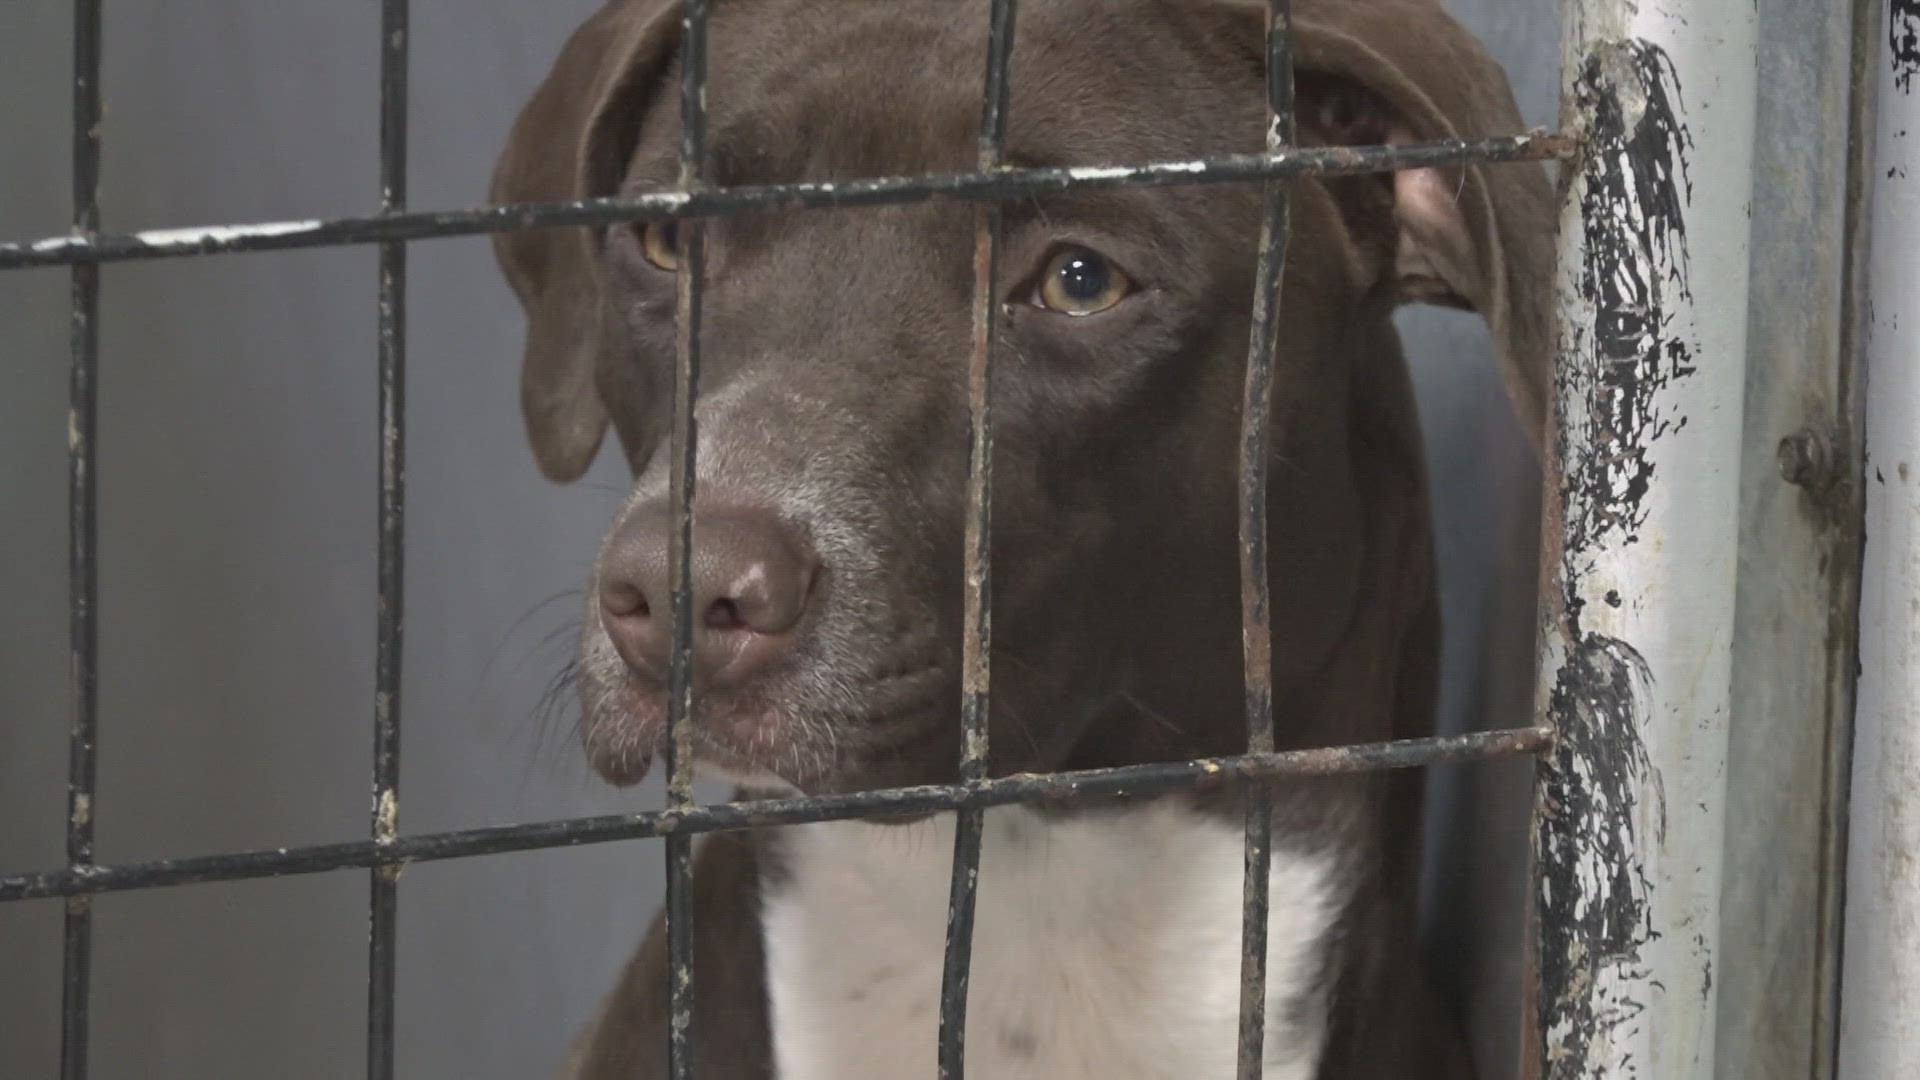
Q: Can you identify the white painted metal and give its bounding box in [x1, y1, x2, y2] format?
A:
[1837, 11, 1920, 1077]
[1715, 2, 1874, 1075]
[1535, 0, 1758, 1077]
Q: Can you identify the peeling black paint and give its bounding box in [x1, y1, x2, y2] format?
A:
[1538, 635, 1662, 1079]
[1894, 0, 1919, 93]
[1537, 37, 1697, 1080]
[1559, 41, 1697, 578]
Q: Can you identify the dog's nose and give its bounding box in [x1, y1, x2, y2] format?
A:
[597, 499, 818, 688]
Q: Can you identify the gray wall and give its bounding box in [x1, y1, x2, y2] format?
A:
[0, 3, 1554, 1078]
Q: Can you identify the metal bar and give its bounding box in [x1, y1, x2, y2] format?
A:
[1711, 0, 1880, 1075]
[1836, 4, 1920, 1074]
[938, 4, 1019, 1077]
[1812, 7, 1884, 1074]
[0, 728, 1553, 903]
[61, 1, 104, 1077]
[0, 135, 1572, 270]
[1236, 2, 1293, 1077]
[664, 3, 711, 1078]
[1530, 0, 1759, 1076]
[367, 3, 409, 1079]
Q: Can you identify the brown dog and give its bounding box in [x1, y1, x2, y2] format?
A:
[491, 1, 1553, 1076]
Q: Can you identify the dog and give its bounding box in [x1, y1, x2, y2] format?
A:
[490, 1, 1553, 1076]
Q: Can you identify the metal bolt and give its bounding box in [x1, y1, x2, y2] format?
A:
[1778, 429, 1830, 489]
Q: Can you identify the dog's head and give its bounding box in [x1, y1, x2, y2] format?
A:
[492, 0, 1553, 794]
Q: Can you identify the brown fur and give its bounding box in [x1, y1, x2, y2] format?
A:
[490, 1, 1555, 1076]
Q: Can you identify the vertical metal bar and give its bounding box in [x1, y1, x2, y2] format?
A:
[936, 4, 1018, 1078]
[664, 3, 711, 1079]
[1234, 3, 1293, 1078]
[367, 3, 409, 1078]
[1836, 4, 1920, 1075]
[1810, 17, 1885, 1077]
[1530, 0, 1758, 1076]
[1709, 1, 1878, 1076]
[61, 2, 104, 1078]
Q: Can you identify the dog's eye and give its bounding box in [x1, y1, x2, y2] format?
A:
[1034, 247, 1132, 316]
[637, 221, 679, 272]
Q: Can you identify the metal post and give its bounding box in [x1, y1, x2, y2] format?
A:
[1712, 2, 1879, 1076]
[1836, 4, 1920, 1075]
[1531, 0, 1759, 1077]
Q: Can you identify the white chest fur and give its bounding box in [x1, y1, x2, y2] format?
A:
[761, 801, 1345, 1080]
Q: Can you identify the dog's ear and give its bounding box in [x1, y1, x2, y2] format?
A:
[490, 1, 680, 482]
[1300, 0, 1556, 454]
[1217, 0, 1558, 455]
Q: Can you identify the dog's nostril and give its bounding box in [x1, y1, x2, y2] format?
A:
[603, 581, 650, 619]
[705, 597, 746, 631]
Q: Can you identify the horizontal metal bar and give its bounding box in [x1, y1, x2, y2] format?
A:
[0, 727, 1553, 903]
[0, 133, 1572, 270]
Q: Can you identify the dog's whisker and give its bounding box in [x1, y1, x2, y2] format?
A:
[997, 695, 1044, 757]
[575, 479, 639, 498]
[475, 590, 589, 765]
[531, 660, 584, 746]
[533, 616, 587, 651]
[1118, 688, 1185, 737]
[479, 588, 586, 682]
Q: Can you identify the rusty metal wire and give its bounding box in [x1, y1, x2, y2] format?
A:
[1234, 2, 1298, 1073]
[58, 3, 103, 1077]
[938, 4, 1023, 1076]
[0, 137, 1570, 270]
[662, 4, 714, 1078]
[366, 5, 410, 1079]
[0, 728, 1554, 905]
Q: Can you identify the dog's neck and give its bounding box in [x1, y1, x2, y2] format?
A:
[713, 299, 1416, 1080]
[758, 800, 1350, 1080]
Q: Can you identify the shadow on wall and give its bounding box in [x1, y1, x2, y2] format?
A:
[0, 2, 1554, 1078]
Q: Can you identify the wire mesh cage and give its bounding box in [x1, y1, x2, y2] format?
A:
[3, 0, 1862, 1078]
